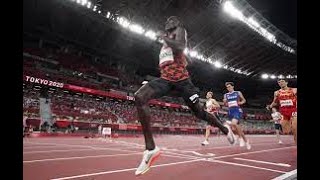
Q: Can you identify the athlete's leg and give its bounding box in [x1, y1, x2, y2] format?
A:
[291, 114, 297, 145]
[275, 124, 282, 144]
[231, 119, 247, 142]
[134, 79, 171, 176]
[202, 125, 211, 145]
[177, 79, 235, 144]
[134, 79, 170, 150]
[280, 117, 291, 134]
[205, 125, 211, 140]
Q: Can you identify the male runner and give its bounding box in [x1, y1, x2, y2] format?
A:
[267, 78, 297, 144]
[134, 16, 235, 175]
[270, 107, 283, 144]
[223, 82, 251, 150]
[201, 91, 221, 146]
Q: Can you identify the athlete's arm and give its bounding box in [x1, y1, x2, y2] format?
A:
[162, 27, 186, 51]
[292, 88, 297, 95]
[212, 99, 221, 108]
[238, 91, 246, 105]
[223, 94, 227, 106]
[267, 91, 279, 110]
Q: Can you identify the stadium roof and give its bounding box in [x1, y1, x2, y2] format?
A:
[23, 0, 297, 105]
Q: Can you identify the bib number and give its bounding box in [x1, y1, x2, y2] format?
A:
[280, 100, 293, 107]
[228, 100, 238, 107]
[159, 46, 174, 67]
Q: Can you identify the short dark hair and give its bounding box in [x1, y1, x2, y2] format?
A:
[225, 82, 234, 87]
[167, 16, 183, 27]
[277, 78, 288, 82]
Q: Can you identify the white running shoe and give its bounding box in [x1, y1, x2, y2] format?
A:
[135, 146, 161, 176]
[235, 136, 239, 144]
[246, 140, 251, 150]
[224, 124, 235, 145]
[278, 140, 283, 144]
[239, 138, 245, 147]
[201, 140, 209, 146]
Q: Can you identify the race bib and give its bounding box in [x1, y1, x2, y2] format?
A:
[280, 100, 293, 107]
[159, 45, 174, 67]
[228, 100, 238, 107]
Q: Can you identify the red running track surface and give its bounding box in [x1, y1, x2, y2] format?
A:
[23, 135, 297, 180]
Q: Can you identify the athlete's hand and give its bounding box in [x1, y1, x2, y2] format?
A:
[156, 31, 166, 39]
[266, 105, 271, 110]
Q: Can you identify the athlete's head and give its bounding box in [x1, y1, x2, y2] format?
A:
[277, 78, 288, 89]
[272, 107, 278, 113]
[206, 91, 213, 99]
[225, 82, 234, 92]
[165, 16, 181, 31]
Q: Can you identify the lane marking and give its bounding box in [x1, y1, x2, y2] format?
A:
[50, 159, 204, 180]
[271, 169, 297, 180]
[234, 158, 291, 167]
[24, 152, 141, 163]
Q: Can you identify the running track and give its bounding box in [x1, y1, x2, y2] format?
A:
[23, 135, 297, 180]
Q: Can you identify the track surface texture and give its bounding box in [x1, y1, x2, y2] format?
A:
[23, 135, 297, 180]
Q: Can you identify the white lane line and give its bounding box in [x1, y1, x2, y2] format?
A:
[23, 152, 141, 163]
[23, 142, 138, 153]
[206, 159, 288, 173]
[271, 169, 297, 180]
[23, 149, 93, 154]
[214, 146, 296, 159]
[234, 158, 291, 167]
[50, 159, 204, 180]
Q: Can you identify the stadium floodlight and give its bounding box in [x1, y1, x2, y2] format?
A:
[261, 74, 269, 79]
[128, 24, 145, 34]
[278, 75, 284, 79]
[106, 12, 111, 18]
[248, 17, 260, 28]
[223, 1, 244, 21]
[236, 69, 242, 74]
[266, 32, 276, 42]
[93, 5, 97, 11]
[81, 0, 87, 6]
[294, 75, 297, 78]
[98, 10, 101, 14]
[286, 75, 292, 79]
[223, 65, 228, 69]
[87, 2, 91, 8]
[117, 17, 130, 28]
[145, 30, 157, 40]
[260, 27, 267, 35]
[76, 0, 81, 4]
[270, 75, 276, 79]
[214, 61, 222, 68]
[189, 51, 198, 57]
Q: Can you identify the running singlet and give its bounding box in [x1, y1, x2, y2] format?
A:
[159, 30, 189, 82]
[225, 91, 241, 108]
[225, 91, 243, 120]
[275, 88, 297, 120]
[206, 99, 219, 113]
